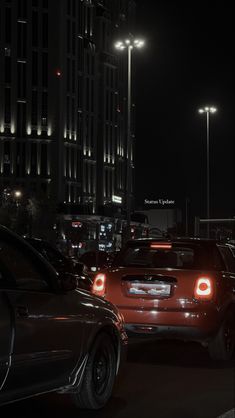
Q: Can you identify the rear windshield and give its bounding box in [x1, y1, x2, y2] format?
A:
[113, 244, 223, 271]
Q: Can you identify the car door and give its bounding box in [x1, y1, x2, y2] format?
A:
[0, 234, 84, 396]
[0, 282, 13, 392]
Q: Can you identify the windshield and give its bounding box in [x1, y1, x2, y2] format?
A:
[113, 244, 223, 271]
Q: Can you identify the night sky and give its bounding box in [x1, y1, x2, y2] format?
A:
[134, 0, 235, 220]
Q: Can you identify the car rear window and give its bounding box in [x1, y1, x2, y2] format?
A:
[114, 243, 223, 270]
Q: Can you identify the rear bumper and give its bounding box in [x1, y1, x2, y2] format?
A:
[120, 306, 222, 343]
[125, 323, 215, 342]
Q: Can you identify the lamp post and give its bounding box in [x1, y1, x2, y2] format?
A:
[115, 38, 145, 241]
[198, 106, 217, 238]
[13, 190, 22, 206]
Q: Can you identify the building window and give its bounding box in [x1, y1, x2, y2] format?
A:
[66, 97, 70, 131]
[17, 21, 27, 59]
[41, 144, 47, 176]
[32, 51, 38, 85]
[91, 79, 94, 112]
[16, 143, 25, 177]
[31, 143, 37, 176]
[72, 60, 75, 92]
[72, 98, 75, 131]
[78, 38, 84, 71]
[86, 77, 89, 111]
[31, 91, 38, 126]
[42, 53, 48, 87]
[3, 142, 11, 176]
[21, 143, 26, 176]
[72, 21, 75, 55]
[5, 57, 11, 84]
[17, 102, 26, 136]
[4, 88, 11, 124]
[67, 0, 71, 15]
[91, 55, 95, 75]
[18, 0, 27, 20]
[41, 183, 48, 194]
[17, 62, 26, 99]
[42, 92, 48, 121]
[72, 0, 75, 17]
[5, 8, 12, 43]
[67, 58, 71, 90]
[78, 75, 83, 108]
[32, 12, 38, 47]
[42, 0, 48, 9]
[16, 143, 21, 177]
[42, 13, 48, 48]
[67, 20, 71, 54]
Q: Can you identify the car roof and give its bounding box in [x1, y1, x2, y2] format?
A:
[126, 237, 231, 246]
[0, 225, 60, 282]
[24, 237, 47, 244]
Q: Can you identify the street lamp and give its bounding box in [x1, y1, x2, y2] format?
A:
[115, 38, 145, 241]
[13, 190, 22, 199]
[13, 190, 22, 206]
[198, 106, 217, 238]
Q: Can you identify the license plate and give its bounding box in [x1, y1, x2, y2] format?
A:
[126, 282, 171, 297]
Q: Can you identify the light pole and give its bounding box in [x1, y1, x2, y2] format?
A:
[115, 38, 145, 241]
[198, 106, 217, 238]
[13, 190, 22, 206]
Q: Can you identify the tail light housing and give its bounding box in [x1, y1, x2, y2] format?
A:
[194, 276, 214, 301]
[92, 273, 106, 297]
[150, 242, 172, 249]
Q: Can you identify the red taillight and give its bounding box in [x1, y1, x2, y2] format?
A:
[92, 273, 106, 297]
[150, 243, 172, 249]
[194, 276, 214, 301]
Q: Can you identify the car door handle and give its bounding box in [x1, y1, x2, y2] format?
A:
[16, 306, 29, 318]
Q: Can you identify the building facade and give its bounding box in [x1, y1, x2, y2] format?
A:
[0, 0, 136, 221]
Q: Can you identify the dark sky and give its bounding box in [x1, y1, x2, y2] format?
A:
[134, 0, 235, 220]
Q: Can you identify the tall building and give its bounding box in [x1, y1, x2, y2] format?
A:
[0, 0, 136, 220]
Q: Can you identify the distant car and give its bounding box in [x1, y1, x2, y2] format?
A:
[0, 225, 127, 409]
[79, 250, 114, 273]
[91, 237, 235, 361]
[24, 237, 92, 291]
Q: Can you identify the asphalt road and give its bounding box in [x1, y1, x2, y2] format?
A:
[1, 338, 235, 418]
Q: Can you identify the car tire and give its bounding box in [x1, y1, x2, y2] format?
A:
[72, 332, 117, 410]
[208, 311, 235, 361]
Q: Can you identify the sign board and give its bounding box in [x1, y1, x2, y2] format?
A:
[112, 195, 122, 204]
[144, 198, 176, 208]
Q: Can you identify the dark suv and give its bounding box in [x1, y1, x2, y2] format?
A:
[24, 237, 92, 291]
[0, 225, 127, 409]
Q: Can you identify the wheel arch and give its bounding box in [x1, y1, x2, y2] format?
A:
[66, 324, 121, 394]
[88, 325, 122, 375]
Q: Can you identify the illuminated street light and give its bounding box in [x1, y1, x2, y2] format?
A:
[115, 37, 145, 241]
[13, 190, 23, 207]
[14, 190, 22, 199]
[198, 106, 217, 238]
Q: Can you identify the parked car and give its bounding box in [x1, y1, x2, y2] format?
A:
[91, 237, 235, 361]
[24, 237, 92, 291]
[0, 225, 127, 409]
[79, 250, 115, 273]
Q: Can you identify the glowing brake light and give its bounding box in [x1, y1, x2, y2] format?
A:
[92, 273, 106, 297]
[194, 277, 214, 301]
[150, 243, 172, 249]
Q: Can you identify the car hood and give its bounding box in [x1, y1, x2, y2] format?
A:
[74, 287, 122, 322]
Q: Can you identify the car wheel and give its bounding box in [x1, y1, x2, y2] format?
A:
[208, 312, 235, 361]
[72, 332, 117, 409]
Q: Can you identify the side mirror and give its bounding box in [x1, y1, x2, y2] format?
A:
[60, 273, 77, 291]
[76, 276, 93, 291]
[75, 261, 86, 275]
